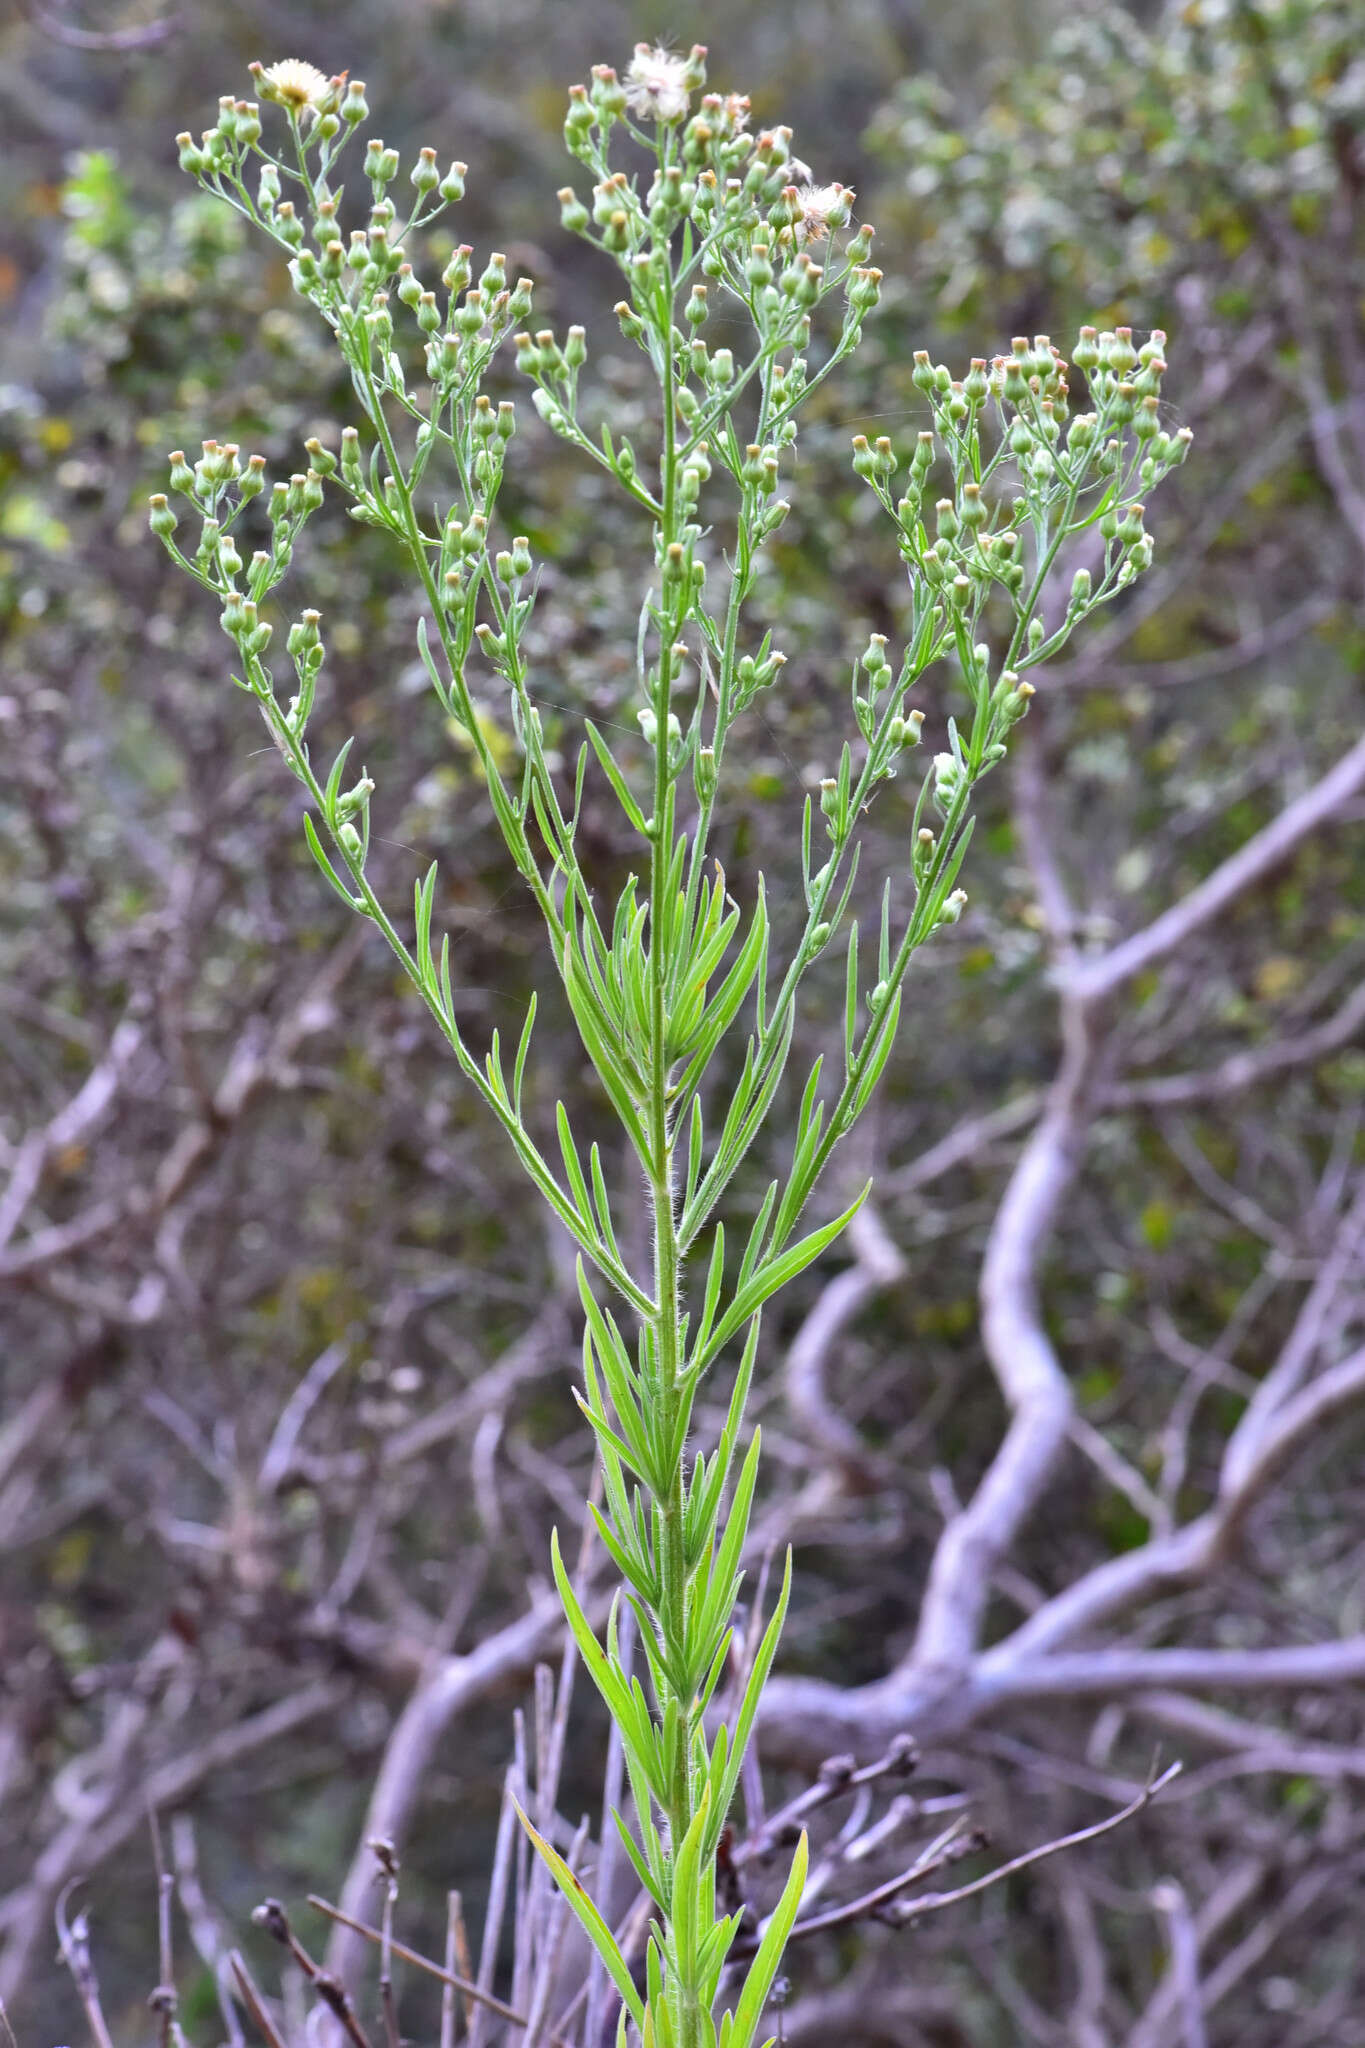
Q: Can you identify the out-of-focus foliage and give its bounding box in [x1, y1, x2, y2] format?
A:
[2, 2, 1364, 2045]
[871, 0, 1364, 319]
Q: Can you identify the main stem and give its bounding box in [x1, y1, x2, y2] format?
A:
[646, 224, 704, 2048]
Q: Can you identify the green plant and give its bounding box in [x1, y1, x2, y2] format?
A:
[150, 46, 1187, 2048]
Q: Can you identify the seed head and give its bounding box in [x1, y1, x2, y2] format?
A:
[625, 45, 695, 124]
[254, 59, 335, 115]
[791, 182, 852, 246]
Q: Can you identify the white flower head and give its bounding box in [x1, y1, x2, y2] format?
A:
[625, 44, 695, 125]
[792, 182, 854, 246]
[255, 59, 336, 115]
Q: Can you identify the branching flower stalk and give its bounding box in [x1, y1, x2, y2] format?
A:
[151, 46, 1188, 2048]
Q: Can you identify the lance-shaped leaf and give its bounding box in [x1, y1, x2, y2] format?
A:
[719, 1831, 808, 2048]
[693, 1188, 869, 1380]
[514, 1801, 645, 2032]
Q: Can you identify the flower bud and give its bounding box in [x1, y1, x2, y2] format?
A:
[589, 64, 627, 120]
[963, 358, 989, 404]
[851, 434, 878, 480]
[274, 201, 305, 250]
[564, 83, 595, 147]
[1107, 326, 1138, 374]
[287, 609, 323, 660]
[410, 146, 440, 195]
[846, 265, 882, 314]
[342, 78, 368, 125]
[913, 826, 936, 882]
[558, 186, 589, 233]
[148, 494, 177, 539]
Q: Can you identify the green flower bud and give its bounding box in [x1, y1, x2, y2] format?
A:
[589, 64, 627, 120]
[846, 264, 882, 313]
[342, 78, 368, 125]
[1134, 395, 1161, 442]
[272, 201, 304, 250]
[1106, 326, 1138, 374]
[564, 84, 595, 148]
[148, 493, 177, 540]
[410, 146, 440, 194]
[963, 358, 989, 404]
[558, 186, 590, 233]
[851, 434, 878, 480]
[175, 132, 204, 174]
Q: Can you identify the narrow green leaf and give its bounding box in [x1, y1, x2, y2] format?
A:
[716, 1550, 792, 1826]
[557, 1101, 595, 1233]
[613, 1808, 667, 1911]
[511, 991, 537, 1118]
[843, 919, 859, 1078]
[513, 1802, 645, 2032]
[701, 1185, 869, 1373]
[590, 1501, 659, 1604]
[724, 1832, 808, 2048]
[302, 813, 361, 910]
[851, 988, 902, 1119]
[322, 736, 355, 820]
[586, 719, 649, 835]
[414, 861, 438, 978]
